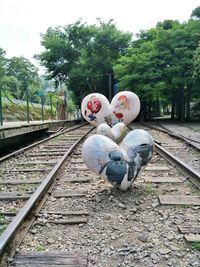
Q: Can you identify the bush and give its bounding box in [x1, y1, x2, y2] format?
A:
[2, 102, 56, 121]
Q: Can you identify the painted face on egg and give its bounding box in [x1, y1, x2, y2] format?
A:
[81, 90, 153, 191]
[82, 133, 153, 191]
[81, 91, 140, 127]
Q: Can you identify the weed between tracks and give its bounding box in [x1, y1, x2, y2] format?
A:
[191, 242, 200, 250]
[35, 245, 46, 251]
[0, 215, 7, 235]
[144, 184, 156, 194]
[0, 224, 7, 235]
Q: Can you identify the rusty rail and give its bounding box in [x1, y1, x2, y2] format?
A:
[0, 125, 93, 256]
[0, 123, 88, 163]
[129, 124, 200, 189]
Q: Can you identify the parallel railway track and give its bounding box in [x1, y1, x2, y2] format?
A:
[0, 123, 93, 265]
[0, 122, 200, 267]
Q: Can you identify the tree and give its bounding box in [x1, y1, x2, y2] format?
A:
[114, 17, 200, 121]
[0, 48, 7, 83]
[36, 20, 132, 105]
[191, 6, 200, 20]
[6, 56, 40, 99]
[114, 24, 173, 118]
[194, 42, 200, 75]
[0, 49, 18, 98]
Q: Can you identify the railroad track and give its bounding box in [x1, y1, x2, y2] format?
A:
[0, 121, 79, 162]
[0, 122, 200, 267]
[141, 121, 200, 151]
[0, 123, 93, 265]
[138, 122, 200, 176]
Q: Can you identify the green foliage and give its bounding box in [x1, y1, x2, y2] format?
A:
[0, 224, 7, 235]
[191, 6, 200, 20]
[67, 98, 75, 112]
[6, 56, 40, 99]
[0, 48, 7, 80]
[2, 101, 55, 121]
[114, 17, 200, 120]
[2, 11, 200, 120]
[36, 19, 132, 105]
[191, 242, 200, 250]
[8, 207, 17, 213]
[194, 42, 200, 76]
[0, 215, 7, 235]
[144, 184, 155, 194]
[35, 245, 46, 251]
[0, 51, 42, 101]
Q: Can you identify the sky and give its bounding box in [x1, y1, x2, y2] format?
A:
[0, 0, 199, 71]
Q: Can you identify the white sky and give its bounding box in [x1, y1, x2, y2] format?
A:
[0, 0, 199, 70]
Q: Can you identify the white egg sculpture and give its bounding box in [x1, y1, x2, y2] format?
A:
[97, 122, 127, 143]
[82, 130, 154, 191]
[81, 91, 140, 127]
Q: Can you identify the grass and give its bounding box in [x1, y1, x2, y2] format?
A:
[144, 184, 156, 194]
[191, 242, 200, 251]
[0, 215, 5, 223]
[8, 207, 17, 213]
[0, 185, 6, 192]
[0, 224, 7, 234]
[0, 224, 7, 235]
[2, 102, 55, 121]
[35, 245, 46, 252]
[179, 204, 191, 208]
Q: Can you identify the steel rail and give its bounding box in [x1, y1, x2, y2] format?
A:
[156, 123, 200, 145]
[0, 122, 88, 163]
[141, 122, 200, 152]
[129, 125, 200, 188]
[179, 134, 200, 144]
[0, 126, 93, 256]
[154, 143, 200, 189]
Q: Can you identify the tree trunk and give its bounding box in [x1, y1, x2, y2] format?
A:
[177, 88, 185, 122]
[157, 99, 161, 117]
[186, 85, 191, 121]
[148, 101, 151, 120]
[171, 90, 176, 120]
[143, 100, 147, 121]
[181, 95, 185, 122]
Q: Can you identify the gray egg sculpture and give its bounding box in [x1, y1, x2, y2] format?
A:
[82, 129, 154, 191]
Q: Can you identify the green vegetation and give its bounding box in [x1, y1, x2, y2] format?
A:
[0, 224, 7, 235]
[144, 184, 156, 194]
[114, 14, 200, 121]
[0, 215, 5, 221]
[179, 204, 191, 208]
[8, 207, 17, 213]
[36, 19, 132, 105]
[0, 185, 6, 192]
[35, 245, 46, 252]
[0, 215, 7, 236]
[2, 101, 55, 121]
[1, 6, 200, 121]
[191, 242, 200, 250]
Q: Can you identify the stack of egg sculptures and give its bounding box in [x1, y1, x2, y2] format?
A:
[81, 91, 154, 191]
